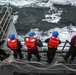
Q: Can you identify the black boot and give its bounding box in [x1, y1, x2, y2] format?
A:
[4, 54, 10, 60]
[37, 56, 41, 62]
[0, 55, 4, 61]
[46, 60, 51, 64]
[63, 55, 67, 61]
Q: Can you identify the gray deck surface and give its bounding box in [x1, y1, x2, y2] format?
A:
[0, 51, 76, 75]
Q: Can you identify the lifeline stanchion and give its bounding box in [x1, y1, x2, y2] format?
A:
[61, 41, 67, 53]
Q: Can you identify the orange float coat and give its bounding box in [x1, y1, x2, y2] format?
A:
[7, 38, 18, 50]
[48, 36, 60, 48]
[24, 37, 37, 50]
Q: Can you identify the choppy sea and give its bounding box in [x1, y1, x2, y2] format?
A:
[0, 1, 76, 75]
[0, 0, 76, 42]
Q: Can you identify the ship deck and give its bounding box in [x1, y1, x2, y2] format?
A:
[0, 51, 76, 75]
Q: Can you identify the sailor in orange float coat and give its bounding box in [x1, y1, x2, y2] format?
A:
[45, 31, 61, 64]
[24, 31, 43, 61]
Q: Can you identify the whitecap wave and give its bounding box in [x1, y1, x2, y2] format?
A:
[13, 14, 18, 24]
[18, 25, 76, 51]
[18, 25, 76, 42]
[0, 0, 76, 7]
[42, 10, 62, 23]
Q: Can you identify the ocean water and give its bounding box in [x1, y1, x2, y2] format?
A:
[1, 0, 76, 42]
[0, 1, 76, 75]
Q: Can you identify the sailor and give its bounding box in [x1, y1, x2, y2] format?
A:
[0, 38, 10, 61]
[7, 33, 23, 59]
[45, 31, 61, 64]
[24, 31, 43, 61]
[63, 34, 76, 62]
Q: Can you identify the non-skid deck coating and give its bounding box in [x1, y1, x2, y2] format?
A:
[0, 52, 76, 75]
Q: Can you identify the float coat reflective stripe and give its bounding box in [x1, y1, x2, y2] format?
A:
[7, 38, 18, 50]
[24, 37, 37, 50]
[48, 36, 59, 48]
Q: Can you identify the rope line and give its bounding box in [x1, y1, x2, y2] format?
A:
[0, 59, 76, 72]
[0, 52, 75, 72]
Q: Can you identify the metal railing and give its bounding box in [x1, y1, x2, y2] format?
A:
[21, 41, 70, 52]
[0, 2, 12, 40]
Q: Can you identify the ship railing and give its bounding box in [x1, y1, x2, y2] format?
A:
[0, 2, 13, 40]
[22, 41, 70, 53]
